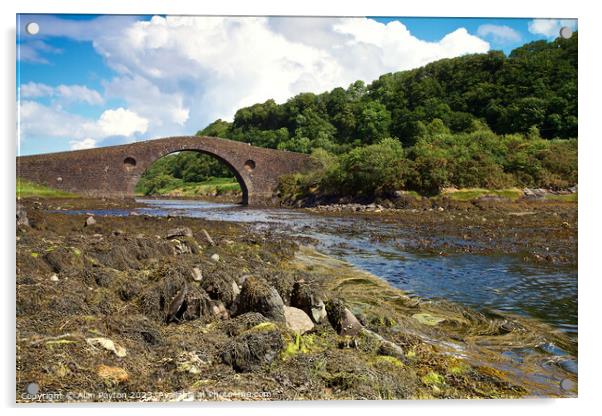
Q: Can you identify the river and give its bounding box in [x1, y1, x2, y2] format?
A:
[65, 198, 577, 343]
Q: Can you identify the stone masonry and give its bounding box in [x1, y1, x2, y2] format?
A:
[16, 136, 314, 206]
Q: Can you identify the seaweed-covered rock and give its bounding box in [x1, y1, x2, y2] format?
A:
[83, 266, 117, 288]
[237, 276, 285, 322]
[326, 299, 363, 336]
[220, 323, 284, 372]
[166, 227, 193, 239]
[217, 312, 269, 337]
[169, 237, 201, 255]
[44, 247, 84, 274]
[16, 204, 29, 227]
[201, 272, 237, 307]
[139, 272, 213, 323]
[291, 281, 327, 323]
[209, 300, 229, 320]
[262, 271, 295, 304]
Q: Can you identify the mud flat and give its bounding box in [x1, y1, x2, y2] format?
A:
[16, 198, 577, 401]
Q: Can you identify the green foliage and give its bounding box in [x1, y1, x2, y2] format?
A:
[196, 34, 577, 152]
[136, 151, 238, 196]
[337, 138, 406, 197]
[193, 35, 578, 201]
[278, 131, 577, 201]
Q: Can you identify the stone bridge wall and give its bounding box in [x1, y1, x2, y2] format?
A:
[17, 136, 314, 206]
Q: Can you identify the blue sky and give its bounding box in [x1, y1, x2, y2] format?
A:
[17, 15, 577, 155]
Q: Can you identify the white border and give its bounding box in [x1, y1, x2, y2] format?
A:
[2, 1, 600, 415]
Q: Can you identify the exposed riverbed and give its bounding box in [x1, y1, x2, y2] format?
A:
[61, 198, 577, 340]
[17, 196, 578, 401]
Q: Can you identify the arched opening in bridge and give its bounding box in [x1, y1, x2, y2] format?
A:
[244, 159, 256, 172]
[135, 150, 248, 204]
[123, 157, 137, 171]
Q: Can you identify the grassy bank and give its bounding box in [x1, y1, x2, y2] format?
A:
[135, 176, 241, 198]
[441, 188, 524, 202]
[17, 178, 78, 199]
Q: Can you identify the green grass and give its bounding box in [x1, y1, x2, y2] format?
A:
[543, 193, 578, 202]
[442, 188, 523, 202]
[17, 178, 78, 199]
[136, 176, 241, 197]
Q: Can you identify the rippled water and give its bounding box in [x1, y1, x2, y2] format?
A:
[63, 198, 578, 339]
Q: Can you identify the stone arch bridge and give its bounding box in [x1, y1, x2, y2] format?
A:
[17, 136, 314, 206]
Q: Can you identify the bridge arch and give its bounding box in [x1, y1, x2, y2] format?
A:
[134, 148, 251, 204]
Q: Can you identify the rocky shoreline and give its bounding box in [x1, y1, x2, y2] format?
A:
[16, 197, 577, 401]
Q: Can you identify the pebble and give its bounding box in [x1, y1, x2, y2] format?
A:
[210, 253, 220, 262]
[50, 274, 59, 282]
[191, 267, 203, 281]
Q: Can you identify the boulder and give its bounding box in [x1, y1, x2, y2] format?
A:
[291, 281, 327, 323]
[220, 324, 284, 372]
[237, 276, 285, 322]
[201, 272, 238, 307]
[84, 216, 96, 227]
[166, 227, 193, 239]
[44, 247, 84, 274]
[326, 299, 362, 336]
[284, 306, 314, 334]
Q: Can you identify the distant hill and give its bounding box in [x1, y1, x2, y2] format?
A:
[198, 33, 577, 154]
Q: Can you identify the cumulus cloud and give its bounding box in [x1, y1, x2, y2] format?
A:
[19, 101, 148, 146]
[477, 24, 521, 44]
[20, 82, 103, 105]
[20, 16, 491, 151]
[97, 108, 149, 137]
[69, 138, 96, 150]
[528, 19, 577, 38]
[91, 16, 489, 136]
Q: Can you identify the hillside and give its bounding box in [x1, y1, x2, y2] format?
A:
[142, 34, 577, 200]
[199, 34, 577, 153]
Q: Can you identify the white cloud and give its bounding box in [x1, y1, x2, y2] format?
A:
[89, 16, 489, 136]
[97, 108, 149, 137]
[19, 101, 147, 146]
[20, 81, 103, 105]
[20, 16, 491, 150]
[19, 100, 97, 140]
[528, 19, 577, 38]
[69, 138, 96, 150]
[477, 24, 522, 44]
[20, 82, 54, 98]
[56, 85, 103, 105]
[17, 40, 62, 64]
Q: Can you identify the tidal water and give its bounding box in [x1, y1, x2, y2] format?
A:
[65, 198, 578, 341]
